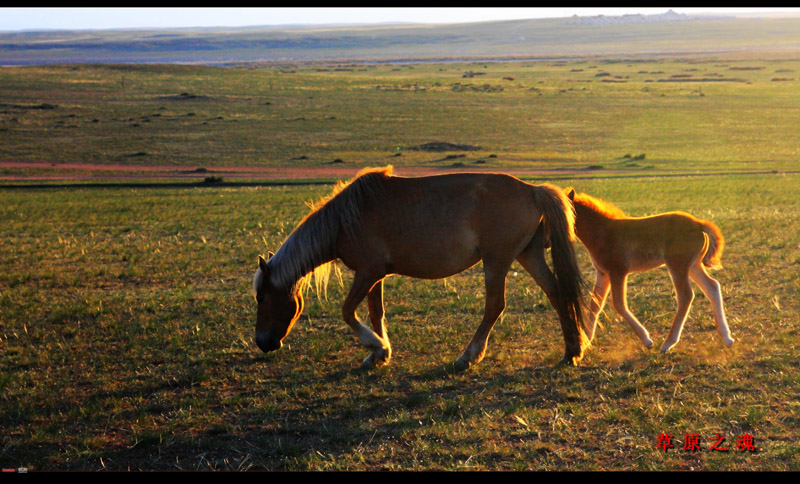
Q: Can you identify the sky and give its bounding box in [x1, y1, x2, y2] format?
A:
[1, 7, 800, 32]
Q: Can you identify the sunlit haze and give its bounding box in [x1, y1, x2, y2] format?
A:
[2, 7, 800, 31]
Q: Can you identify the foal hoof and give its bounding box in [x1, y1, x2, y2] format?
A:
[723, 337, 735, 348]
[659, 341, 676, 353]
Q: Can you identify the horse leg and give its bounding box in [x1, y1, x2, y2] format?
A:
[516, 243, 585, 365]
[366, 278, 392, 365]
[661, 264, 695, 353]
[586, 269, 611, 342]
[342, 272, 391, 369]
[689, 261, 734, 347]
[454, 261, 508, 371]
[609, 273, 654, 348]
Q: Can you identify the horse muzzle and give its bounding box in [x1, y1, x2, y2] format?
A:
[256, 331, 283, 353]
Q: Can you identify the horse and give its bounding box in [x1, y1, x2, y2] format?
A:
[253, 166, 590, 370]
[565, 188, 734, 353]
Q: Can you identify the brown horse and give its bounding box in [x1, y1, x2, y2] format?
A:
[253, 166, 589, 370]
[566, 188, 734, 353]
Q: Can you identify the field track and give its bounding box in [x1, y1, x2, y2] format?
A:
[0, 160, 790, 184]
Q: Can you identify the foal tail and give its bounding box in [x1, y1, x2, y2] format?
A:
[532, 184, 590, 363]
[700, 220, 725, 270]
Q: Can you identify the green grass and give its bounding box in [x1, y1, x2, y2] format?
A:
[2, 58, 800, 175]
[1, 57, 799, 470]
[1, 172, 798, 470]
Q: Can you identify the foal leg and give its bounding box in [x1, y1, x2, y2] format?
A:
[689, 261, 734, 347]
[609, 273, 654, 348]
[342, 272, 391, 369]
[661, 264, 695, 353]
[516, 244, 585, 365]
[454, 261, 509, 371]
[586, 269, 611, 342]
[366, 278, 392, 366]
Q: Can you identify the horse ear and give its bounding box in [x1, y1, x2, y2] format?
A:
[258, 255, 269, 273]
[566, 188, 575, 201]
[268, 251, 274, 259]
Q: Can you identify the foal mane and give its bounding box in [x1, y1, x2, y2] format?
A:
[265, 166, 394, 296]
[573, 192, 627, 220]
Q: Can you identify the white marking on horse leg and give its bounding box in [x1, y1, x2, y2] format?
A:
[342, 273, 392, 369]
[457, 337, 488, 369]
[455, 343, 487, 372]
[355, 323, 391, 368]
[690, 264, 734, 347]
[355, 322, 381, 347]
[365, 280, 392, 365]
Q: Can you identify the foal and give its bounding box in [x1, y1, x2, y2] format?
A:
[566, 189, 734, 353]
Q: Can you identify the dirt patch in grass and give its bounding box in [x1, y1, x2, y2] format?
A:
[408, 142, 481, 152]
[158, 92, 211, 102]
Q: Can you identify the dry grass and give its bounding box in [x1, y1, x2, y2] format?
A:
[1, 172, 798, 470]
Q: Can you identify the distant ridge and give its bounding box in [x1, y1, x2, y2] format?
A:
[2, 11, 800, 65]
[563, 9, 731, 25]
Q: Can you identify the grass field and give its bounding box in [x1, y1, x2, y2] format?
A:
[2, 173, 798, 470]
[1, 57, 799, 470]
[2, 58, 800, 177]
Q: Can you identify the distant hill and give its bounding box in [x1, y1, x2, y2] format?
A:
[3, 12, 800, 65]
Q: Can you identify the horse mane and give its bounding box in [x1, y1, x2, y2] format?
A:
[573, 192, 627, 220]
[264, 166, 394, 296]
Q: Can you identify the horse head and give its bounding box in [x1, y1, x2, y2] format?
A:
[254, 253, 304, 353]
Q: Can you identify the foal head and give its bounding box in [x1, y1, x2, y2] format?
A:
[565, 188, 626, 220]
[253, 254, 304, 353]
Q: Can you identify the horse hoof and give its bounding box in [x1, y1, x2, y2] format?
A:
[359, 356, 388, 370]
[723, 337, 735, 348]
[659, 342, 675, 353]
[361, 349, 391, 369]
[558, 355, 580, 367]
[453, 355, 471, 372]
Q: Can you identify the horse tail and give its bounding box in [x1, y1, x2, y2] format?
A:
[532, 184, 590, 363]
[699, 219, 725, 269]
